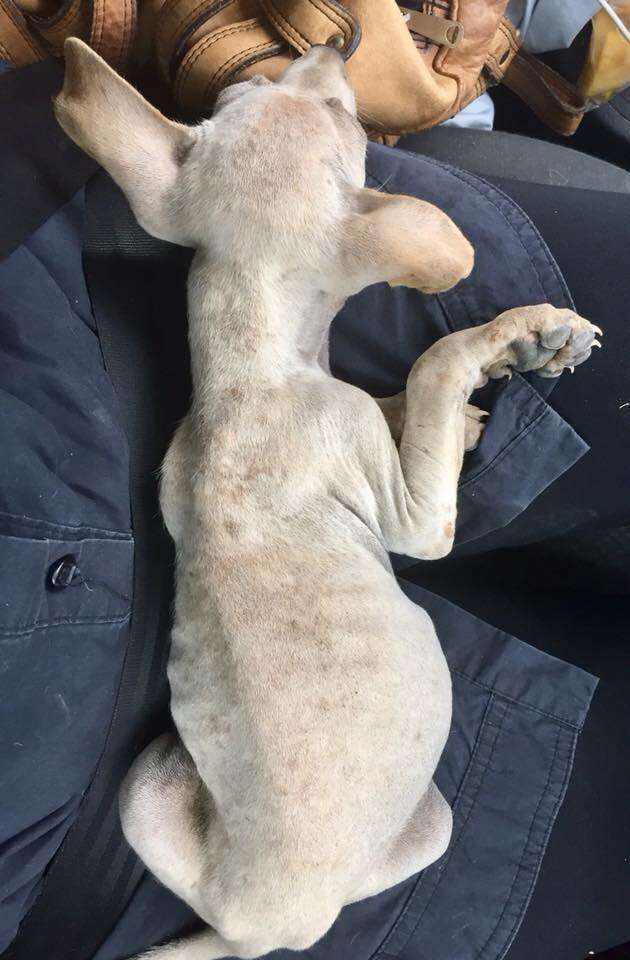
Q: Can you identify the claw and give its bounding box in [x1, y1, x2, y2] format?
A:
[569, 365, 575, 373]
[592, 340, 602, 349]
[593, 325, 603, 336]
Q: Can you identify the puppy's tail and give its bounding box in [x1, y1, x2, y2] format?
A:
[137, 928, 234, 960]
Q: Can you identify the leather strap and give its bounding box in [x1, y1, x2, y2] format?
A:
[503, 46, 594, 136]
[87, 0, 137, 69]
[175, 16, 285, 109]
[155, 0, 289, 112]
[28, 0, 88, 55]
[257, 0, 360, 58]
[0, 0, 45, 64]
[4, 0, 137, 70]
[475, 16, 590, 137]
[156, 0, 259, 81]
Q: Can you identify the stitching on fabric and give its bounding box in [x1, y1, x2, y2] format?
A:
[0, 612, 131, 638]
[450, 669, 583, 729]
[262, 0, 309, 50]
[435, 293, 457, 334]
[308, 0, 351, 33]
[227, 39, 284, 81]
[177, 21, 258, 96]
[169, 0, 242, 79]
[91, 0, 103, 51]
[459, 403, 548, 489]
[473, 723, 562, 958]
[207, 38, 272, 93]
[0, 510, 132, 540]
[123, 0, 133, 65]
[177, 22, 246, 93]
[155, 0, 189, 58]
[7, 2, 44, 54]
[497, 729, 576, 955]
[205, 40, 276, 96]
[396, 696, 509, 952]
[175, 0, 220, 42]
[370, 688, 496, 960]
[377, 694, 507, 957]
[466, 164, 573, 309]
[38, 0, 84, 44]
[262, 0, 353, 48]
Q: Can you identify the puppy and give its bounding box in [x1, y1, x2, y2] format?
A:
[55, 39, 600, 960]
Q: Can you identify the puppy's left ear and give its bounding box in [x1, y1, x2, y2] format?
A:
[55, 38, 196, 244]
[337, 188, 474, 295]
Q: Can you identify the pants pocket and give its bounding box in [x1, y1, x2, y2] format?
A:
[374, 693, 580, 960]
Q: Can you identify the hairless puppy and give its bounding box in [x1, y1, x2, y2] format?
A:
[55, 39, 600, 960]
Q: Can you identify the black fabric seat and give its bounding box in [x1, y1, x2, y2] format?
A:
[400, 127, 630, 192]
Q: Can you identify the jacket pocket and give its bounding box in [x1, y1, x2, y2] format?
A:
[0, 522, 133, 952]
[0, 523, 132, 638]
[373, 692, 581, 960]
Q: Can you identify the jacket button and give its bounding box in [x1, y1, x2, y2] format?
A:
[49, 555, 78, 589]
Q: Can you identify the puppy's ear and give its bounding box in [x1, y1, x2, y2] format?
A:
[55, 38, 196, 244]
[337, 188, 474, 295]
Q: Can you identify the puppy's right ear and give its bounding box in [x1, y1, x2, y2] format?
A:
[54, 38, 197, 244]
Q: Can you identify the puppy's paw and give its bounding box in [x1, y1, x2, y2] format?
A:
[485, 307, 602, 380]
[464, 404, 489, 451]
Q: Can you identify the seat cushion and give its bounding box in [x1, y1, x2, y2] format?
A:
[399, 128, 630, 192]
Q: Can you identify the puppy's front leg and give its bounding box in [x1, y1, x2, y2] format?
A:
[375, 305, 600, 560]
[375, 393, 487, 450]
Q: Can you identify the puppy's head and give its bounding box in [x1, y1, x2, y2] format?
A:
[55, 39, 472, 296]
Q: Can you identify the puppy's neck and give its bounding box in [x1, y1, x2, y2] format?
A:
[187, 254, 342, 412]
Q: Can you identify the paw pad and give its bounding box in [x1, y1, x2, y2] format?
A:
[540, 324, 571, 350]
[506, 314, 601, 380]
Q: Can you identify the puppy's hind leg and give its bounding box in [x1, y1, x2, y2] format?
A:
[119, 734, 209, 912]
[346, 781, 452, 904]
[120, 740, 261, 960]
[133, 928, 236, 960]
